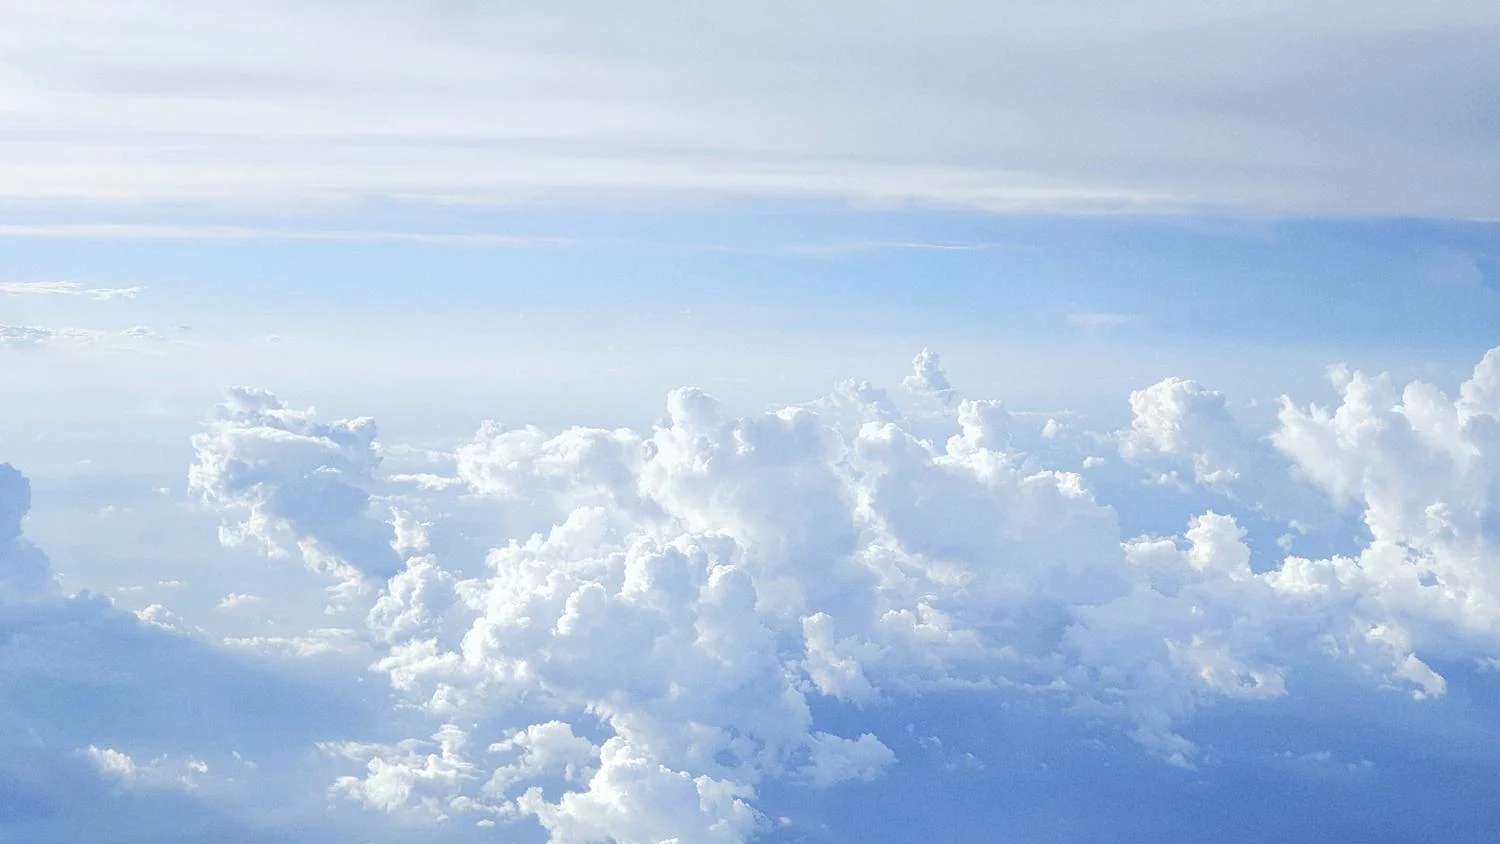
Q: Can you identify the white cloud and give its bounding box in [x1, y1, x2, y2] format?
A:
[0, 325, 100, 348]
[231, 346, 1495, 839]
[189, 387, 400, 604]
[902, 347, 955, 399]
[20, 340, 1500, 840]
[0, 324, 165, 350]
[516, 737, 761, 844]
[216, 592, 261, 610]
[322, 724, 477, 817]
[1116, 375, 1329, 522]
[0, 281, 143, 300]
[85, 745, 137, 780]
[1265, 351, 1500, 654]
[3, 2, 1496, 217]
[484, 721, 598, 798]
[83, 745, 209, 791]
[0, 223, 567, 247]
[221, 628, 361, 658]
[134, 603, 196, 633]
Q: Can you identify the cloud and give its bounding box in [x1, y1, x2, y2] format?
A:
[484, 721, 598, 798]
[0, 462, 388, 841]
[215, 592, 261, 610]
[0, 325, 102, 348]
[0, 281, 144, 300]
[1067, 311, 1136, 335]
[2, 2, 1498, 217]
[83, 745, 209, 791]
[85, 745, 138, 780]
[0, 324, 166, 350]
[20, 340, 1500, 840]
[0, 223, 568, 247]
[1266, 351, 1500, 653]
[902, 347, 955, 398]
[188, 387, 401, 603]
[159, 344, 1480, 840]
[321, 724, 477, 816]
[0, 463, 58, 600]
[221, 628, 362, 657]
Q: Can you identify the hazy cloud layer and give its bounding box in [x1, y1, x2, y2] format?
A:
[1, 1, 1497, 217]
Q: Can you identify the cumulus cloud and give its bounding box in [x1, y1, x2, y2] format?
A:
[1119, 377, 1252, 489]
[322, 724, 477, 817]
[1266, 352, 1500, 658]
[0, 463, 57, 600]
[189, 387, 400, 603]
[158, 345, 1473, 841]
[19, 341, 1500, 840]
[484, 721, 598, 798]
[84, 745, 209, 791]
[1116, 375, 1331, 524]
[216, 592, 261, 610]
[85, 745, 138, 780]
[901, 347, 956, 402]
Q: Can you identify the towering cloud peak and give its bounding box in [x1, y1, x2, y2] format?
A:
[0, 463, 56, 600]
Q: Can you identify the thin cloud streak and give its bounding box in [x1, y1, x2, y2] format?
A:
[0, 281, 143, 300]
[0, 222, 1020, 257]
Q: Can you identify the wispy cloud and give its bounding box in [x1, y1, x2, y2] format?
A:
[0, 325, 102, 348]
[221, 629, 361, 658]
[777, 240, 1028, 257]
[0, 2, 1494, 216]
[0, 222, 1023, 257]
[1067, 312, 1137, 335]
[0, 324, 166, 349]
[0, 224, 568, 247]
[0, 281, 143, 300]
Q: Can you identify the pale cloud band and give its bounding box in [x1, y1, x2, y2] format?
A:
[0, 281, 143, 300]
[2, 1, 1497, 218]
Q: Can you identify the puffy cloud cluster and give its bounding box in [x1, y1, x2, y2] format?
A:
[84, 745, 210, 791]
[189, 387, 400, 602]
[1267, 353, 1500, 660]
[1117, 352, 1500, 690]
[901, 347, 956, 401]
[171, 347, 1500, 841]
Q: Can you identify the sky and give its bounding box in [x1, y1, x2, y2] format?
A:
[3, 2, 1500, 842]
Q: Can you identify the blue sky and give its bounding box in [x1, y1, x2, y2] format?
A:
[4, 2, 1500, 842]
